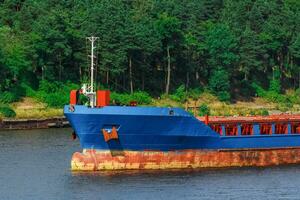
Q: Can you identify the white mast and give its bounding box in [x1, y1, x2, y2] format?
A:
[87, 36, 98, 93]
[86, 36, 98, 107]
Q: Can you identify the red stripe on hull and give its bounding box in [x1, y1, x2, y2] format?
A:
[71, 148, 300, 171]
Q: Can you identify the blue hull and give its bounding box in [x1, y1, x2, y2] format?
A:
[64, 105, 300, 151]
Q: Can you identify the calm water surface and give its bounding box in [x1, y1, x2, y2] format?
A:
[0, 128, 300, 200]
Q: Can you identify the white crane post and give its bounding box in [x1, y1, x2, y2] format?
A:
[87, 36, 98, 107]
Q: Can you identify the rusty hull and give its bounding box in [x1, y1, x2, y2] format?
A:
[71, 148, 300, 171]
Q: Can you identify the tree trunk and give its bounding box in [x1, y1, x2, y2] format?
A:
[298, 70, 300, 89]
[165, 45, 171, 95]
[42, 65, 45, 80]
[58, 52, 62, 81]
[106, 70, 109, 85]
[129, 56, 133, 94]
[142, 72, 145, 91]
[123, 72, 126, 90]
[244, 72, 248, 81]
[79, 65, 82, 81]
[186, 72, 189, 91]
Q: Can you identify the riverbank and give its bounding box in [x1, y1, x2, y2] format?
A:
[155, 92, 300, 116]
[0, 117, 69, 130]
[2, 92, 300, 130]
[10, 97, 63, 119]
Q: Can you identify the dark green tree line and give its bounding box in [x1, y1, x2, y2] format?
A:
[0, 0, 299, 102]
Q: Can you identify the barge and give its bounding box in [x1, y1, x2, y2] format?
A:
[64, 37, 300, 171]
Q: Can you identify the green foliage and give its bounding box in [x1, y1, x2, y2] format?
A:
[253, 82, 285, 104]
[287, 89, 300, 104]
[170, 85, 186, 102]
[217, 91, 231, 102]
[251, 82, 266, 97]
[131, 91, 152, 105]
[21, 83, 36, 97]
[35, 80, 79, 108]
[204, 22, 238, 70]
[188, 88, 203, 100]
[0, 85, 26, 103]
[0, 26, 30, 91]
[238, 26, 263, 79]
[239, 80, 255, 97]
[0, 0, 299, 108]
[111, 91, 152, 105]
[269, 79, 281, 93]
[198, 104, 210, 116]
[39, 93, 68, 108]
[0, 92, 18, 104]
[208, 69, 230, 101]
[0, 104, 16, 118]
[252, 79, 300, 107]
[155, 13, 182, 46]
[260, 109, 269, 116]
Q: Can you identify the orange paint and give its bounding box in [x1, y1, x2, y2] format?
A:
[260, 123, 272, 135]
[291, 123, 300, 134]
[102, 127, 119, 142]
[241, 124, 253, 135]
[97, 90, 110, 107]
[225, 124, 238, 136]
[275, 124, 288, 134]
[70, 90, 77, 105]
[204, 115, 209, 125]
[210, 124, 222, 135]
[71, 148, 300, 171]
[197, 114, 300, 124]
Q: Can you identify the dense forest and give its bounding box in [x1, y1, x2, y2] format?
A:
[0, 0, 299, 110]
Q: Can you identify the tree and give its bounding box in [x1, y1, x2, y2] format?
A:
[239, 25, 264, 81]
[155, 13, 182, 94]
[208, 69, 230, 101]
[0, 26, 30, 91]
[204, 22, 238, 73]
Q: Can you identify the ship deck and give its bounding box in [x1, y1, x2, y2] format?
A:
[197, 114, 300, 136]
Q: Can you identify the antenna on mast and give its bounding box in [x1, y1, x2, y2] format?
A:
[78, 36, 110, 108]
[87, 36, 98, 93]
[83, 36, 98, 108]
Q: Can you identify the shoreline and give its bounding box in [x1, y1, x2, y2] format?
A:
[0, 116, 69, 130]
[1, 110, 299, 131]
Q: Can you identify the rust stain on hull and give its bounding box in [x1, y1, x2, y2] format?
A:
[71, 148, 300, 171]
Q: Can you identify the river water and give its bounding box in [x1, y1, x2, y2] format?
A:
[0, 128, 300, 200]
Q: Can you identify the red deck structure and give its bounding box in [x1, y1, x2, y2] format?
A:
[198, 114, 300, 135]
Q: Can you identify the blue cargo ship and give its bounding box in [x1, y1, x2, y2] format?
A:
[64, 105, 300, 151]
[64, 37, 300, 171]
[64, 103, 300, 170]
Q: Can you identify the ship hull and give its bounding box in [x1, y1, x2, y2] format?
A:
[71, 148, 300, 171]
[64, 105, 300, 170]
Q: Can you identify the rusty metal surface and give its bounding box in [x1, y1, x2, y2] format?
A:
[71, 148, 300, 171]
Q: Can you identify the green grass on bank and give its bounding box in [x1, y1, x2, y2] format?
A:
[1, 81, 300, 119]
[153, 91, 300, 117]
[2, 91, 300, 120]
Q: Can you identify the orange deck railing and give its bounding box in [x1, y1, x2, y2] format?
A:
[198, 114, 300, 135]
